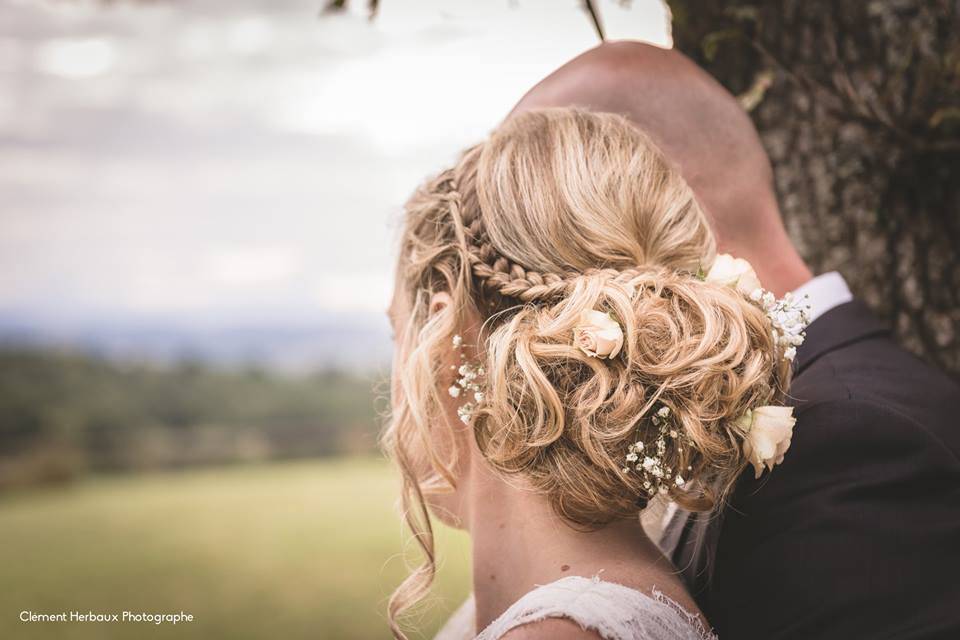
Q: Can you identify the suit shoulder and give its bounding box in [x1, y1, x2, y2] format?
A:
[792, 334, 958, 404]
[792, 396, 955, 463]
[788, 347, 959, 464]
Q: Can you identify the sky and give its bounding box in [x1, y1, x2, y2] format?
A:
[0, 0, 671, 332]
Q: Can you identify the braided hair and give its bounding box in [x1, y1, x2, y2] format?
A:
[435, 157, 656, 312]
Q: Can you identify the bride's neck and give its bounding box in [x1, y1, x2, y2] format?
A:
[463, 459, 669, 632]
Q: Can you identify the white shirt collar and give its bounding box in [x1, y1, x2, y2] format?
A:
[790, 271, 852, 324]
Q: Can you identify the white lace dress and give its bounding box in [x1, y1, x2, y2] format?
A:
[435, 575, 716, 640]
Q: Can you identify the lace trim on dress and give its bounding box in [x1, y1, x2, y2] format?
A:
[651, 588, 714, 640]
[474, 574, 717, 640]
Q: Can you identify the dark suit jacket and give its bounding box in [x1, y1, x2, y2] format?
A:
[670, 300, 960, 639]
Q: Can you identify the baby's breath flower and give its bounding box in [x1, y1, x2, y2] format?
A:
[752, 287, 810, 362]
[622, 403, 693, 500]
[449, 334, 485, 424]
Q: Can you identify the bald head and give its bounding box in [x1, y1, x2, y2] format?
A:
[510, 41, 810, 295]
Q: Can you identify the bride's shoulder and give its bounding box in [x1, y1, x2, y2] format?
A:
[475, 575, 715, 640]
[500, 617, 602, 640]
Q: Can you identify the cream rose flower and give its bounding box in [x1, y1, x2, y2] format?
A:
[705, 253, 763, 297]
[737, 405, 796, 479]
[573, 309, 624, 359]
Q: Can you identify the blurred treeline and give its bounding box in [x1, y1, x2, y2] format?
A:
[0, 347, 384, 489]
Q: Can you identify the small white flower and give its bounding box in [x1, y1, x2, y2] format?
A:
[674, 475, 685, 487]
[452, 334, 463, 347]
[457, 402, 475, 424]
[705, 253, 763, 297]
[747, 285, 810, 364]
[626, 452, 639, 463]
[573, 309, 624, 359]
[448, 385, 461, 398]
[657, 406, 670, 418]
[737, 405, 797, 479]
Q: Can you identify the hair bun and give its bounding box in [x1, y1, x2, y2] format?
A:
[474, 263, 791, 522]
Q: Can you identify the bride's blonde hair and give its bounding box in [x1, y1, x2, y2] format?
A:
[383, 108, 790, 638]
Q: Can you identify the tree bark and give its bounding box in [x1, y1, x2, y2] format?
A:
[666, 0, 960, 376]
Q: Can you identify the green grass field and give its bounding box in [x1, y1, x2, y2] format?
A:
[0, 458, 472, 640]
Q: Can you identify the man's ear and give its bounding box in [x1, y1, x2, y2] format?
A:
[428, 291, 453, 318]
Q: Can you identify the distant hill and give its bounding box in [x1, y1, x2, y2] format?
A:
[0, 311, 393, 374]
[0, 345, 387, 488]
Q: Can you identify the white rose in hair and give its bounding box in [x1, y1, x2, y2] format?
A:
[705, 253, 763, 297]
[737, 405, 796, 479]
[573, 310, 624, 359]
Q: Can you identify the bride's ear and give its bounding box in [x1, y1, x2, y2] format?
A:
[428, 291, 453, 318]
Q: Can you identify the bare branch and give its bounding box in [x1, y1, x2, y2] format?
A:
[583, 0, 605, 42]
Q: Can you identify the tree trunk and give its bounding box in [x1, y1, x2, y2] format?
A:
[666, 0, 960, 376]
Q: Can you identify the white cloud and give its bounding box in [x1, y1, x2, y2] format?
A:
[36, 37, 117, 78]
[0, 0, 671, 324]
[205, 246, 304, 288]
[313, 272, 393, 313]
